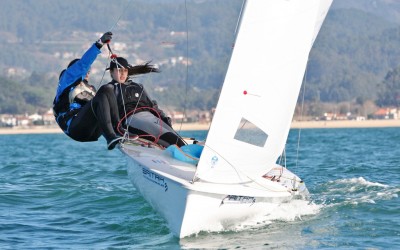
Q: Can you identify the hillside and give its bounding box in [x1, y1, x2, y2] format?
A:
[306, 8, 399, 102]
[1, 0, 400, 114]
[332, 0, 400, 24]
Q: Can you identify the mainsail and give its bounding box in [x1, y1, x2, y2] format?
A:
[195, 0, 333, 183]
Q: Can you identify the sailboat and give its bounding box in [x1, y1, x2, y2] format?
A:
[120, 0, 333, 238]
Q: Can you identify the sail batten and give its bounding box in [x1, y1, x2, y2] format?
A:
[195, 0, 333, 184]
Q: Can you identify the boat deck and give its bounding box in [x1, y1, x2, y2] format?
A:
[119, 140, 306, 197]
[120, 140, 197, 183]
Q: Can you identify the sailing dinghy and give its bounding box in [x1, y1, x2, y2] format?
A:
[119, 0, 333, 238]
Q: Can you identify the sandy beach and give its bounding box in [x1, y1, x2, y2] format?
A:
[290, 119, 400, 129]
[0, 119, 399, 135]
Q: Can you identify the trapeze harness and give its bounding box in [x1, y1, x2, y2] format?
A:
[113, 80, 185, 147]
[53, 79, 96, 133]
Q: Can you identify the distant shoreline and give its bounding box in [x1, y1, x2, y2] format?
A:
[290, 119, 400, 129]
[0, 119, 399, 135]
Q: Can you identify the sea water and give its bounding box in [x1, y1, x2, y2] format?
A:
[0, 128, 399, 249]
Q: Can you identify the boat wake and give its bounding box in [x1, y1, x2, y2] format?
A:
[316, 176, 398, 206]
[179, 177, 398, 246]
[187, 198, 322, 237]
[180, 199, 323, 248]
[182, 177, 398, 238]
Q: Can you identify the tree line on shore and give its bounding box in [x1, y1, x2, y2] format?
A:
[0, 0, 400, 116]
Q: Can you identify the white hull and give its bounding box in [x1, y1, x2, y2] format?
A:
[120, 141, 308, 238]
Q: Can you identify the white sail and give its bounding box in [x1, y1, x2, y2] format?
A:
[195, 0, 333, 183]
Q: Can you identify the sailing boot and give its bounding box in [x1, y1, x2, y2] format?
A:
[107, 136, 123, 150]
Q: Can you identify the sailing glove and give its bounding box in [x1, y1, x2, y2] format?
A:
[163, 117, 172, 127]
[152, 100, 172, 127]
[100, 31, 113, 44]
[96, 32, 112, 48]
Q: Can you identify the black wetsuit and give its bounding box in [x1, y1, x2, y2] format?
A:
[53, 43, 120, 142]
[111, 80, 185, 147]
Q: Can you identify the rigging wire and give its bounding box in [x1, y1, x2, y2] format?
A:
[93, 1, 291, 194]
[94, 0, 134, 90]
[176, 0, 190, 135]
[106, 42, 176, 143]
[91, 0, 152, 141]
[193, 144, 290, 193]
[204, 0, 247, 131]
[90, 0, 134, 122]
[192, 0, 247, 182]
[189, 0, 296, 193]
[235, 0, 247, 35]
[107, 51, 157, 142]
[108, 0, 189, 144]
[294, 63, 309, 171]
[107, 0, 134, 32]
[102, 1, 192, 144]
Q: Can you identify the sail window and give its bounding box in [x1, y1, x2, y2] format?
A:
[234, 118, 268, 147]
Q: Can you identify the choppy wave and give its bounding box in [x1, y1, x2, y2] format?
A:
[316, 176, 399, 207]
[1, 129, 400, 249]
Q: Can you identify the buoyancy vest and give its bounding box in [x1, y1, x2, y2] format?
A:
[53, 79, 96, 132]
[52, 43, 101, 133]
[69, 81, 96, 105]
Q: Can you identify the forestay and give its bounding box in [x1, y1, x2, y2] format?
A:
[195, 0, 333, 183]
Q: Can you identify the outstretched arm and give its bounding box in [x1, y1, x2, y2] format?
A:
[55, 32, 113, 101]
